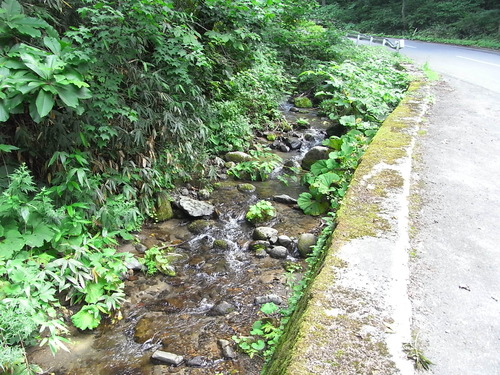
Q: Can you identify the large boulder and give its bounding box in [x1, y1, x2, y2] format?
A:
[253, 227, 279, 243]
[297, 233, 317, 257]
[267, 246, 288, 259]
[178, 197, 215, 217]
[301, 146, 330, 170]
[225, 151, 253, 163]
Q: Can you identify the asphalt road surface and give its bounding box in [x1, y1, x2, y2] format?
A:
[399, 40, 500, 93]
[402, 41, 500, 374]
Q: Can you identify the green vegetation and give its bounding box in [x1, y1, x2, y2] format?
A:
[228, 148, 282, 181]
[297, 50, 410, 216]
[0, 0, 413, 372]
[314, 0, 500, 49]
[245, 200, 276, 225]
[404, 333, 434, 370]
[141, 246, 176, 277]
[233, 302, 281, 360]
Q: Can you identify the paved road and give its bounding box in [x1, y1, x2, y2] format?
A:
[403, 41, 500, 374]
[399, 40, 500, 93]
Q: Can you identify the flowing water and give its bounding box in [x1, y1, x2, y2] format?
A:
[28, 107, 333, 375]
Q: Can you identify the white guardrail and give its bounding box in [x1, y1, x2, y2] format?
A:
[347, 33, 405, 51]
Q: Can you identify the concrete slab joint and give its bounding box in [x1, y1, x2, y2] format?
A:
[265, 79, 432, 375]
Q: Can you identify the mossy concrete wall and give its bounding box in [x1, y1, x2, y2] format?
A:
[264, 79, 431, 375]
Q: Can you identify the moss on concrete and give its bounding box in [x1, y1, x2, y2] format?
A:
[262, 79, 429, 375]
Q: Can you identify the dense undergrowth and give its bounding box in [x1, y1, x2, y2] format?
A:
[0, 0, 410, 373]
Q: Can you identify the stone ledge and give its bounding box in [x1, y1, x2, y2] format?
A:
[263, 79, 431, 375]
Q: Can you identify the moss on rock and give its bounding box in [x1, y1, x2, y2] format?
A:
[294, 97, 313, 108]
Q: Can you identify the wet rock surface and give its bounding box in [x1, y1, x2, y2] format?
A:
[177, 197, 215, 217]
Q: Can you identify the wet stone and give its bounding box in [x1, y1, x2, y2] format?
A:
[279, 143, 290, 152]
[255, 294, 283, 305]
[218, 339, 237, 359]
[134, 243, 148, 254]
[267, 246, 288, 259]
[124, 256, 146, 272]
[284, 159, 301, 171]
[225, 151, 253, 163]
[253, 227, 279, 243]
[297, 233, 317, 258]
[237, 183, 256, 193]
[249, 240, 270, 252]
[177, 197, 215, 218]
[285, 137, 302, 150]
[278, 235, 293, 248]
[212, 239, 230, 250]
[187, 220, 213, 234]
[186, 356, 209, 368]
[151, 350, 184, 366]
[255, 248, 268, 258]
[273, 194, 297, 205]
[197, 189, 211, 200]
[208, 301, 235, 316]
[301, 146, 330, 170]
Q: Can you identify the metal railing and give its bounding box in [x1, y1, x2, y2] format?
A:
[347, 33, 405, 51]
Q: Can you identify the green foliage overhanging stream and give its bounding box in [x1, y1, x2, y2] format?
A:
[0, 0, 411, 373]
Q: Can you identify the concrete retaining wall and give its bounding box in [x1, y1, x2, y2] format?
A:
[263, 79, 431, 375]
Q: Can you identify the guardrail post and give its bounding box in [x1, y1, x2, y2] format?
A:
[369, 36, 373, 45]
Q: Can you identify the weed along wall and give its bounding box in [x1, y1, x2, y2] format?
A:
[263, 79, 432, 375]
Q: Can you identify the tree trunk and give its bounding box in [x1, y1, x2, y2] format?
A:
[401, 0, 407, 31]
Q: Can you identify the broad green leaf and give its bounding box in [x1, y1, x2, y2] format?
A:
[71, 305, 101, 330]
[76, 87, 92, 100]
[322, 136, 342, 151]
[84, 282, 105, 304]
[339, 115, 356, 127]
[260, 302, 279, 315]
[297, 192, 329, 216]
[0, 67, 9, 79]
[35, 89, 54, 118]
[45, 55, 63, 72]
[0, 103, 8, 122]
[2, 0, 22, 16]
[0, 228, 25, 258]
[5, 94, 24, 112]
[310, 159, 337, 176]
[20, 52, 49, 79]
[14, 17, 47, 37]
[313, 172, 341, 194]
[251, 340, 266, 351]
[56, 84, 79, 108]
[43, 36, 61, 55]
[24, 224, 55, 248]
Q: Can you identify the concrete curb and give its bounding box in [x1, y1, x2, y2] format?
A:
[264, 79, 431, 375]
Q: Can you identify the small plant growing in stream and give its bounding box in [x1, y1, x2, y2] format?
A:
[232, 303, 281, 359]
[142, 246, 176, 276]
[295, 117, 310, 128]
[228, 148, 282, 181]
[245, 200, 276, 224]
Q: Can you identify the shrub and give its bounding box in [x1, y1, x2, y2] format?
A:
[246, 200, 276, 224]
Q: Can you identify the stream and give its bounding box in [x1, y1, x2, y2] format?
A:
[28, 106, 334, 375]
